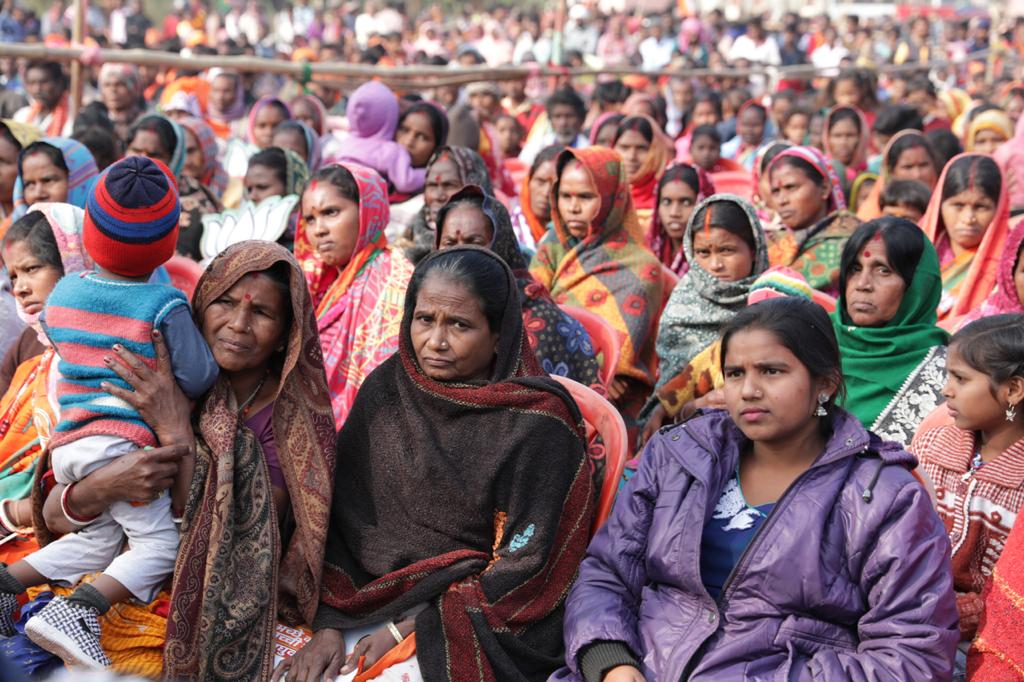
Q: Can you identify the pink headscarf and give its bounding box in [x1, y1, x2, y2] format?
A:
[648, 163, 716, 276]
[17, 202, 93, 339]
[995, 114, 1024, 212]
[958, 220, 1024, 328]
[246, 97, 292, 148]
[768, 145, 848, 214]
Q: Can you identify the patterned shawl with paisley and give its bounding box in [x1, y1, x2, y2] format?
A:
[164, 241, 335, 682]
[530, 147, 664, 387]
[294, 162, 413, 428]
[314, 246, 594, 681]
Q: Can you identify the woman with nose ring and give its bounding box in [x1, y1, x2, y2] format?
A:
[831, 217, 949, 446]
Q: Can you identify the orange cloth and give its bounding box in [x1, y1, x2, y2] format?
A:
[354, 633, 418, 682]
[159, 76, 210, 116]
[25, 94, 69, 137]
[518, 169, 548, 243]
[23, 582, 169, 679]
[920, 152, 1011, 322]
[0, 352, 56, 504]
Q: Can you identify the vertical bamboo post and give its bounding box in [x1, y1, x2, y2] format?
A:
[69, 0, 86, 122]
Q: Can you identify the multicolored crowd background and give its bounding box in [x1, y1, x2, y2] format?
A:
[0, 1, 1023, 680]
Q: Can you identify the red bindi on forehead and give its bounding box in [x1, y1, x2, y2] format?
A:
[861, 232, 884, 258]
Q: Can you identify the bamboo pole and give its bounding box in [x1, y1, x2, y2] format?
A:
[0, 42, 1009, 91]
[68, 0, 86, 121]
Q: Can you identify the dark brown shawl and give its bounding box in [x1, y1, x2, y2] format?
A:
[314, 245, 595, 681]
[163, 241, 336, 681]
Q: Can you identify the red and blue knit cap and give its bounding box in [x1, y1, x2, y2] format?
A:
[83, 156, 181, 277]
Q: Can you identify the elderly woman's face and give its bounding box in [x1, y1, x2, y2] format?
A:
[438, 204, 493, 248]
[844, 236, 906, 327]
[411, 271, 499, 383]
[100, 73, 134, 111]
[202, 271, 289, 375]
[424, 157, 463, 225]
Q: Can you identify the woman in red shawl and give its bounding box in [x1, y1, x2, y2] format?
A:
[612, 115, 674, 232]
[296, 162, 414, 428]
[648, 163, 715, 277]
[920, 154, 1011, 326]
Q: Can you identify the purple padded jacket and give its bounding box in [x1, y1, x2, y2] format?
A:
[554, 409, 958, 681]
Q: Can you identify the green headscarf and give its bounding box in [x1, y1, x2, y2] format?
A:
[831, 231, 949, 428]
[283, 148, 310, 196]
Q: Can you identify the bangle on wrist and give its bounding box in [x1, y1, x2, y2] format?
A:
[386, 621, 405, 645]
[0, 499, 30, 534]
[61, 482, 100, 526]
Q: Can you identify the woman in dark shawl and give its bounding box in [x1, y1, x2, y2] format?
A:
[279, 246, 595, 681]
[435, 184, 601, 388]
[406, 145, 493, 255]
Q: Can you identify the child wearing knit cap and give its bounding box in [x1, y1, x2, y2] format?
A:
[0, 156, 218, 670]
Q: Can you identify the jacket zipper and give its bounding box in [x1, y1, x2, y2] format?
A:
[715, 440, 867, 610]
[671, 424, 868, 680]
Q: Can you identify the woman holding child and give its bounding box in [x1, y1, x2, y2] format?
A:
[0, 239, 334, 679]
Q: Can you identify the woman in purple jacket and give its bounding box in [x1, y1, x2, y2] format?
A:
[556, 297, 959, 682]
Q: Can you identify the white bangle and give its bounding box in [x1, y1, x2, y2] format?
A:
[0, 499, 30, 534]
[386, 621, 404, 645]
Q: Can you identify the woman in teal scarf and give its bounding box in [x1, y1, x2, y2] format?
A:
[832, 217, 949, 446]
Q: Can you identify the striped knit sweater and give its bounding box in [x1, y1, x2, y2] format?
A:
[41, 272, 189, 449]
[913, 425, 1024, 641]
